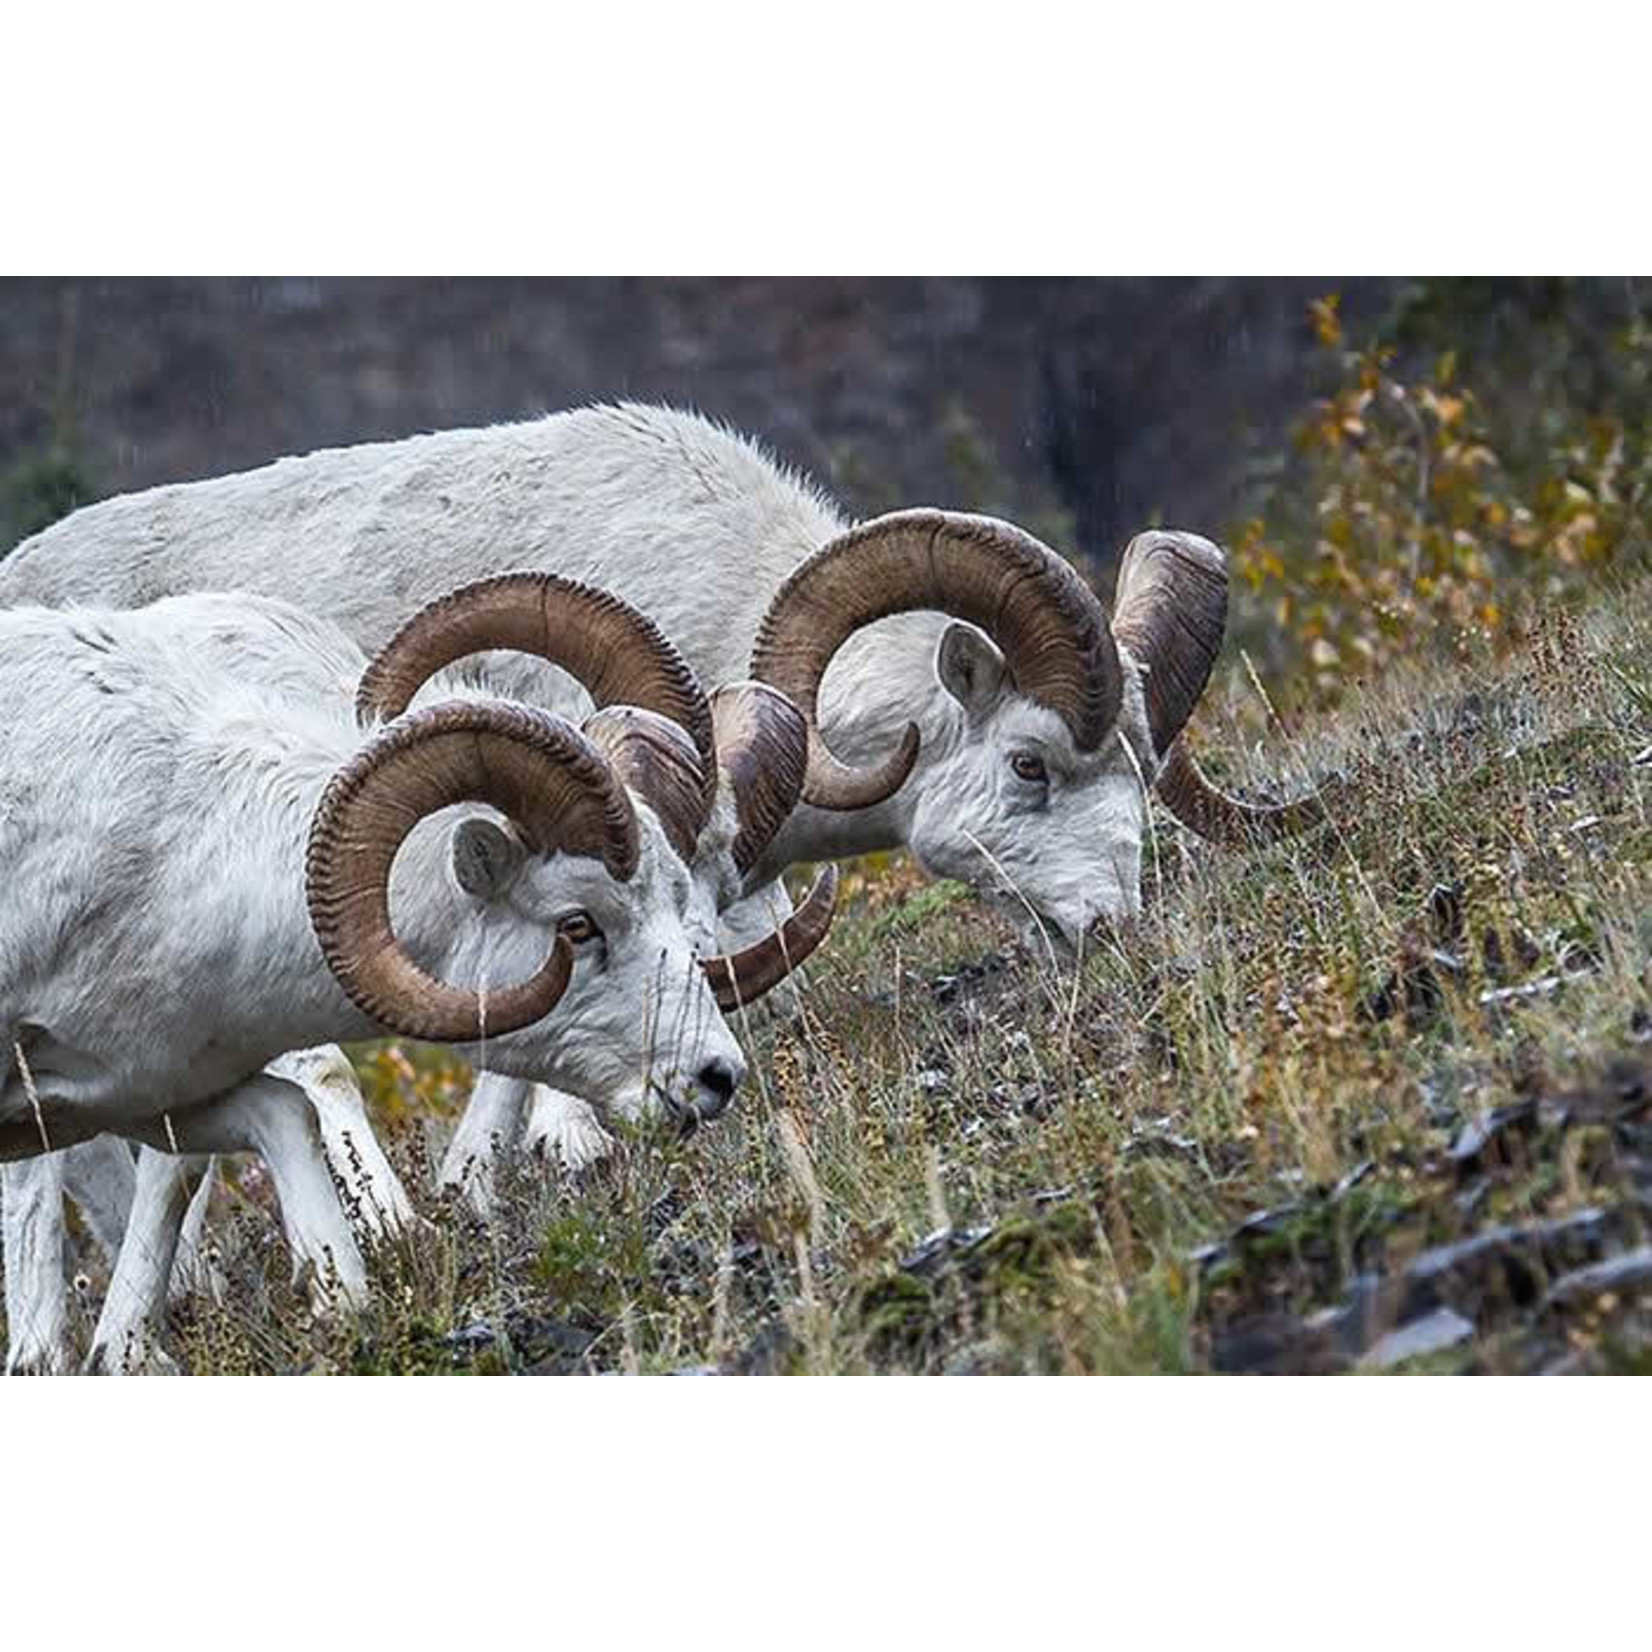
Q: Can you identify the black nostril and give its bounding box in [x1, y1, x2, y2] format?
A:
[697, 1059, 738, 1118]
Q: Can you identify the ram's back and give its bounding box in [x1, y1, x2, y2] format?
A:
[0, 405, 848, 704]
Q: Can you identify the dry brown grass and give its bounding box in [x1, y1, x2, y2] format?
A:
[17, 573, 1652, 1374]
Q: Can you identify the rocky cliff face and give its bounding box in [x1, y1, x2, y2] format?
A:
[0, 276, 1397, 574]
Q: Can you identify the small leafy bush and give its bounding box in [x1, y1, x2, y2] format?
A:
[0, 448, 97, 555]
[1234, 294, 1650, 704]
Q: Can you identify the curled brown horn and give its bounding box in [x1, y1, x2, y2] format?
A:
[1108, 529, 1336, 845]
[1109, 529, 1229, 761]
[306, 701, 637, 1043]
[702, 866, 839, 1012]
[354, 571, 717, 828]
[582, 705, 708, 865]
[750, 510, 1121, 811]
[710, 681, 808, 876]
[1155, 740, 1339, 847]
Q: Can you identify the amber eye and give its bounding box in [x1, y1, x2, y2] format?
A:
[1010, 753, 1048, 785]
[557, 911, 600, 944]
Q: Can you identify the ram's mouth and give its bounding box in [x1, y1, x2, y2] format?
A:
[976, 888, 1079, 962]
[651, 1083, 701, 1140]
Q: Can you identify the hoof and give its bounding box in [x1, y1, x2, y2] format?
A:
[86, 1329, 180, 1376]
[527, 1112, 616, 1175]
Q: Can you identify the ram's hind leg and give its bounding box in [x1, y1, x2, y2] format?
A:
[2, 1155, 75, 1375]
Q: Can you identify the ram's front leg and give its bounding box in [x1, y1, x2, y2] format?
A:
[270, 1046, 417, 1243]
[439, 1071, 530, 1217]
[3, 1155, 76, 1375]
[120, 1074, 376, 1327]
[221, 1072, 372, 1312]
[87, 1147, 205, 1375]
[523, 1087, 616, 1174]
[167, 1048, 413, 1305]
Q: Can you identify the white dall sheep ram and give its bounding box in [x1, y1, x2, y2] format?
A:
[0, 577, 835, 1370]
[3, 573, 832, 1362]
[0, 400, 1325, 1171]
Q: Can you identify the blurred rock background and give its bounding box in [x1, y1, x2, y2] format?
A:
[3, 278, 1643, 628]
[1, 276, 1406, 568]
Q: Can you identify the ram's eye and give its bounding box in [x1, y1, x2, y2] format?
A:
[557, 911, 600, 944]
[1010, 752, 1048, 785]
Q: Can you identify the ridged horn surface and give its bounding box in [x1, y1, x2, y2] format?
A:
[702, 866, 839, 1011]
[750, 510, 1121, 811]
[306, 701, 636, 1042]
[583, 705, 710, 865]
[1109, 529, 1229, 761]
[710, 681, 808, 876]
[1155, 740, 1338, 847]
[354, 571, 717, 818]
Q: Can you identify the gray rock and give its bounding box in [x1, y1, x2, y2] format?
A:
[1361, 1308, 1476, 1369]
[1450, 1101, 1537, 1167]
[1539, 1247, 1652, 1315]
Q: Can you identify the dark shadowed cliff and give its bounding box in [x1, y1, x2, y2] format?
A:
[0, 277, 1402, 574]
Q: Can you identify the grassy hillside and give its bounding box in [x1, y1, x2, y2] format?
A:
[35, 572, 1644, 1376]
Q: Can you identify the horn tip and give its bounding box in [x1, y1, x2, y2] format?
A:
[800, 722, 920, 812]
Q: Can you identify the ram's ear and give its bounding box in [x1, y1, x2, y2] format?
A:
[934, 622, 1008, 722]
[451, 817, 527, 901]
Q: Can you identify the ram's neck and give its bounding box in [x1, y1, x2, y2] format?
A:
[233, 804, 468, 1063]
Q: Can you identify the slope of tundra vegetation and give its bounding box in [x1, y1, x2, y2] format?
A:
[7, 289, 1650, 1374]
[18, 571, 1648, 1375]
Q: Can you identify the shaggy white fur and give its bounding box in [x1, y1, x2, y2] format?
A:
[0, 592, 748, 1368]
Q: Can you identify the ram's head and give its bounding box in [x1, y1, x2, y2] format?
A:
[752, 513, 1330, 957]
[307, 574, 836, 1129]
